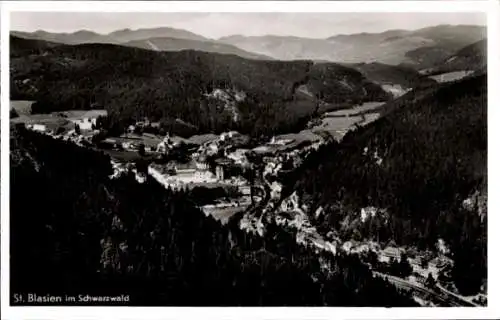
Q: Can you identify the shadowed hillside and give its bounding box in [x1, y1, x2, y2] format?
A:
[122, 37, 273, 60]
[10, 125, 416, 306]
[282, 74, 487, 295]
[10, 36, 389, 137]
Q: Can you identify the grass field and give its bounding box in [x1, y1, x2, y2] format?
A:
[276, 130, 322, 149]
[57, 109, 108, 120]
[10, 113, 73, 132]
[116, 134, 163, 148]
[9, 107, 107, 131]
[100, 149, 157, 162]
[10, 100, 35, 115]
[186, 133, 219, 145]
[429, 70, 475, 83]
[324, 102, 385, 117]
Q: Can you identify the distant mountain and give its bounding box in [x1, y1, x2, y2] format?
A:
[11, 29, 108, 45]
[218, 35, 336, 61]
[10, 36, 389, 138]
[219, 25, 486, 67]
[107, 27, 208, 42]
[11, 26, 208, 45]
[11, 28, 274, 60]
[401, 25, 486, 69]
[122, 37, 272, 60]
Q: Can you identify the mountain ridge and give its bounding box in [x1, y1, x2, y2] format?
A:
[10, 36, 389, 138]
[219, 25, 486, 67]
[12, 24, 486, 66]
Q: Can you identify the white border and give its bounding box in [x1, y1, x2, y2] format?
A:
[1, 1, 499, 320]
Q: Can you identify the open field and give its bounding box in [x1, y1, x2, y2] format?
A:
[257, 102, 385, 150]
[429, 70, 475, 83]
[100, 149, 157, 162]
[10, 100, 35, 115]
[185, 133, 219, 145]
[275, 130, 322, 149]
[311, 116, 362, 140]
[10, 113, 74, 132]
[381, 85, 411, 98]
[116, 134, 163, 148]
[9, 107, 107, 128]
[324, 102, 385, 117]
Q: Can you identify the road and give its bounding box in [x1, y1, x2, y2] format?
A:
[373, 272, 478, 307]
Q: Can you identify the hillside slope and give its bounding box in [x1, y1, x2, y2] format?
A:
[11, 26, 208, 45]
[282, 74, 486, 294]
[402, 25, 486, 69]
[346, 62, 437, 94]
[10, 36, 389, 137]
[423, 39, 487, 75]
[123, 37, 272, 60]
[11, 28, 270, 60]
[10, 35, 60, 56]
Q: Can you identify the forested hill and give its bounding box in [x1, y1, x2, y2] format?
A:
[346, 62, 437, 89]
[425, 39, 487, 75]
[10, 36, 390, 137]
[122, 37, 273, 60]
[10, 35, 60, 56]
[10, 126, 416, 306]
[282, 74, 487, 294]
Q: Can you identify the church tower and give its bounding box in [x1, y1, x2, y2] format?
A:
[216, 165, 224, 181]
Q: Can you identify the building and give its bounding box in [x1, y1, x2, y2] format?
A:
[149, 161, 218, 189]
[227, 149, 249, 166]
[270, 181, 282, 199]
[157, 135, 173, 153]
[360, 207, 378, 222]
[269, 136, 294, 146]
[32, 124, 47, 132]
[238, 185, 251, 195]
[71, 118, 95, 131]
[379, 246, 403, 262]
[206, 142, 219, 156]
[69, 110, 107, 131]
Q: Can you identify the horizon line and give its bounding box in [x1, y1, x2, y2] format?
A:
[10, 22, 487, 41]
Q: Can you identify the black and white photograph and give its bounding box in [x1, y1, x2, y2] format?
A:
[1, 0, 498, 318]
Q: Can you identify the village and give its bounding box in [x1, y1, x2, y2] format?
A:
[11, 105, 487, 307]
[11, 107, 313, 224]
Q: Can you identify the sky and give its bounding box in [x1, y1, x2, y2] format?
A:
[10, 12, 486, 39]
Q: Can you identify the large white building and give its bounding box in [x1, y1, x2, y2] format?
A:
[31, 124, 47, 132]
[71, 118, 96, 130]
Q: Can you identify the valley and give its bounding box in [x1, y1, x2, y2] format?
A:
[8, 17, 488, 308]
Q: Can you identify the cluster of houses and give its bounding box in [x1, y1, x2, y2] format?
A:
[146, 130, 254, 196]
[339, 238, 454, 285]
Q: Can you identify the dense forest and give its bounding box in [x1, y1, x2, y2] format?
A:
[10, 36, 389, 137]
[280, 74, 487, 295]
[10, 126, 415, 306]
[347, 62, 437, 89]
